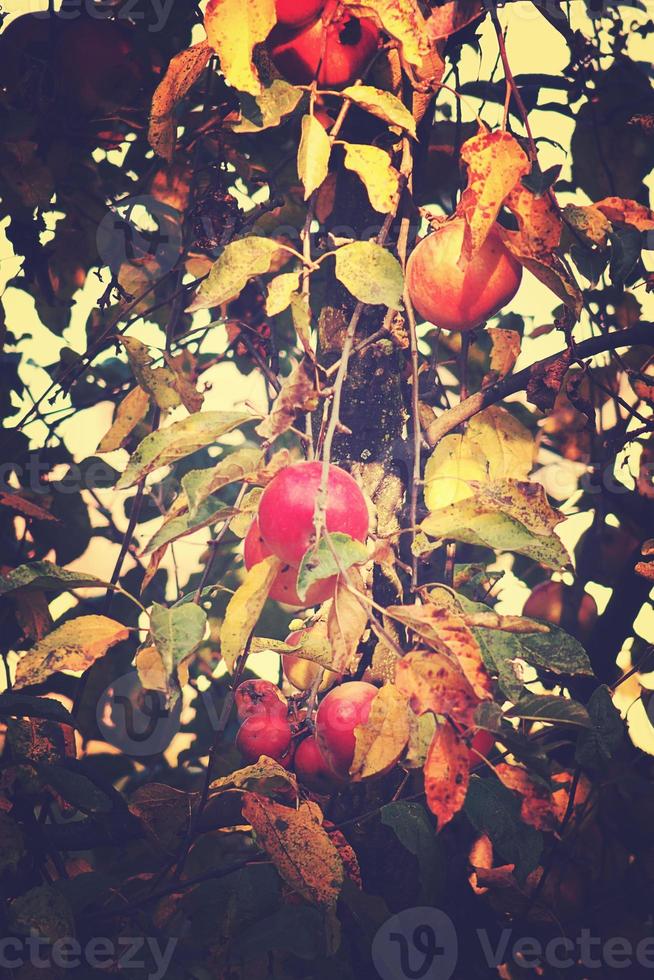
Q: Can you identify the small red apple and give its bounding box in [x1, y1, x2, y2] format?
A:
[406, 216, 523, 332]
[235, 679, 288, 722]
[257, 462, 369, 567]
[315, 681, 378, 777]
[269, 11, 379, 88]
[523, 580, 598, 643]
[236, 713, 293, 765]
[244, 517, 337, 607]
[276, 0, 324, 28]
[294, 734, 340, 792]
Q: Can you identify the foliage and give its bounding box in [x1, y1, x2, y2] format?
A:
[0, 1, 654, 977]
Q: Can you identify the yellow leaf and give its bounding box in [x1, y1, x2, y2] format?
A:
[350, 684, 410, 779]
[220, 556, 281, 671]
[242, 794, 344, 907]
[149, 40, 213, 160]
[343, 143, 400, 214]
[390, 599, 492, 701]
[421, 480, 571, 569]
[395, 648, 480, 728]
[298, 114, 331, 200]
[210, 756, 298, 798]
[340, 85, 417, 137]
[15, 616, 129, 689]
[424, 723, 470, 830]
[342, 0, 430, 69]
[459, 127, 530, 257]
[266, 272, 302, 317]
[205, 0, 276, 96]
[120, 337, 181, 412]
[595, 197, 654, 231]
[327, 570, 368, 673]
[485, 327, 521, 382]
[424, 406, 534, 511]
[97, 386, 150, 454]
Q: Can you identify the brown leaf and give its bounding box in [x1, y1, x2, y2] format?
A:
[0, 492, 58, 523]
[388, 603, 493, 701]
[526, 348, 574, 412]
[484, 327, 521, 384]
[12, 588, 52, 643]
[468, 833, 495, 895]
[165, 349, 204, 413]
[130, 784, 196, 854]
[395, 648, 480, 728]
[149, 41, 213, 160]
[426, 0, 483, 40]
[496, 763, 559, 832]
[459, 127, 530, 258]
[594, 197, 654, 231]
[210, 757, 298, 798]
[256, 358, 319, 441]
[327, 570, 369, 673]
[424, 723, 470, 830]
[15, 616, 130, 689]
[350, 684, 410, 780]
[242, 794, 344, 907]
[98, 386, 150, 453]
[501, 187, 582, 316]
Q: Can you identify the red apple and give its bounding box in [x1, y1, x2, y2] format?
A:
[257, 462, 369, 567]
[236, 713, 293, 765]
[244, 517, 337, 607]
[276, 0, 324, 28]
[269, 11, 379, 88]
[235, 679, 288, 722]
[294, 734, 340, 792]
[406, 216, 523, 332]
[315, 681, 378, 777]
[523, 581, 598, 643]
[283, 629, 342, 692]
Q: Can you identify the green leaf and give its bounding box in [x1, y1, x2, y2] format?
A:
[0, 692, 76, 726]
[334, 241, 404, 308]
[575, 685, 624, 769]
[381, 801, 442, 902]
[0, 812, 25, 875]
[341, 85, 417, 137]
[465, 777, 543, 882]
[231, 79, 303, 133]
[116, 411, 252, 489]
[421, 481, 571, 570]
[0, 561, 106, 596]
[506, 694, 592, 728]
[187, 237, 281, 312]
[9, 885, 75, 943]
[142, 498, 237, 555]
[296, 533, 368, 601]
[150, 602, 207, 676]
[517, 625, 593, 677]
[266, 271, 302, 317]
[36, 763, 114, 814]
[182, 447, 263, 515]
[298, 113, 331, 199]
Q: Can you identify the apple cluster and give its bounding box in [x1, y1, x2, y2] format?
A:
[244, 461, 369, 608]
[269, 0, 380, 88]
[235, 674, 379, 792]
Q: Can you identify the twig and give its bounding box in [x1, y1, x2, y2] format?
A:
[423, 323, 654, 447]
